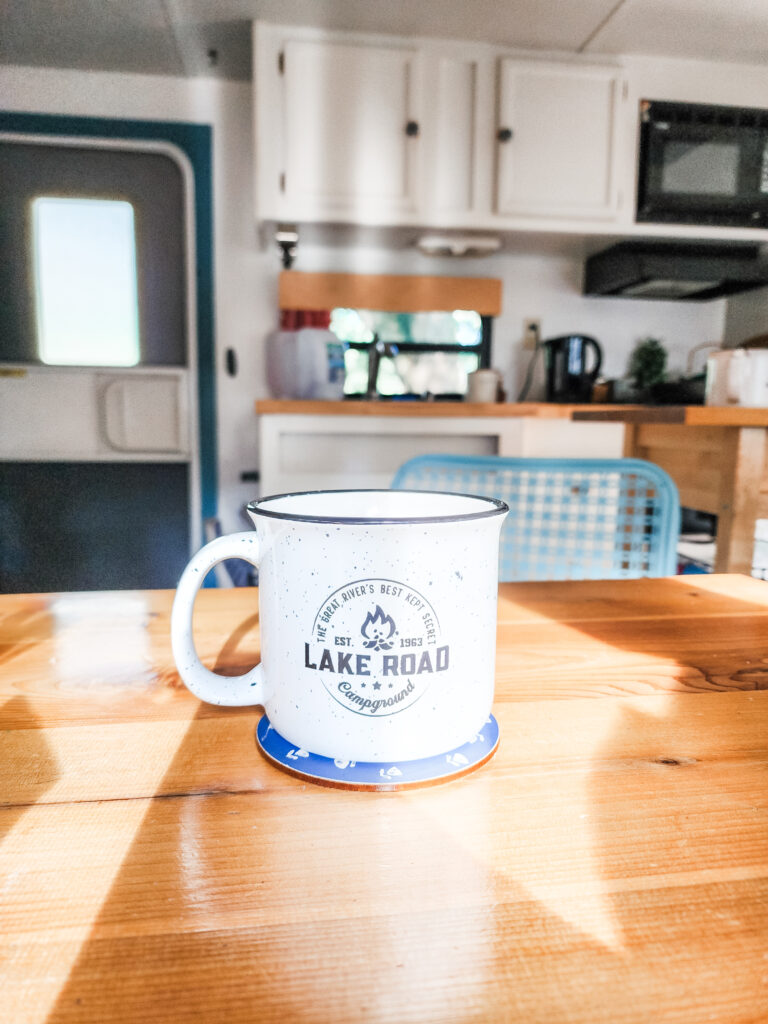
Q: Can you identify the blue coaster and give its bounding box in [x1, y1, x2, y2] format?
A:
[255, 714, 499, 790]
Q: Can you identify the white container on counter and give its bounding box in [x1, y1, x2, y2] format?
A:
[266, 328, 347, 400]
[706, 349, 768, 407]
[466, 369, 502, 403]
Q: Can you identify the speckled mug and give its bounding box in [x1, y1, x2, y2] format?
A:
[171, 490, 508, 763]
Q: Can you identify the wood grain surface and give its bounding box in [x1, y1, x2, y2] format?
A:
[257, 401, 768, 427]
[277, 270, 502, 315]
[2, 576, 768, 1023]
[254, 400, 635, 418]
[575, 405, 768, 427]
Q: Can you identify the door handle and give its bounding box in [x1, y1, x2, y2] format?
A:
[99, 375, 186, 453]
[102, 380, 128, 450]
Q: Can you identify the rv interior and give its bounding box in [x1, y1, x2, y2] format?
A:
[6, 5, 768, 1024]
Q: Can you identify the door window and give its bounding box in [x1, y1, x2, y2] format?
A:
[0, 142, 186, 367]
[33, 197, 140, 367]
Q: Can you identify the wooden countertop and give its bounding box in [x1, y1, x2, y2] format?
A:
[255, 399, 637, 418]
[257, 400, 768, 425]
[573, 405, 768, 426]
[4, 575, 768, 1022]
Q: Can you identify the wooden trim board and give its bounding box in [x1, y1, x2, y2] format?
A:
[278, 271, 503, 315]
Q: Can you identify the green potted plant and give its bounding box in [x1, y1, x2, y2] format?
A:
[628, 337, 667, 400]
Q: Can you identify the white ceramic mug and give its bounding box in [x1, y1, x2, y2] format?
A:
[466, 368, 502, 403]
[171, 490, 508, 762]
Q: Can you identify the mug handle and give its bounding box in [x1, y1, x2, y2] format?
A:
[170, 532, 265, 706]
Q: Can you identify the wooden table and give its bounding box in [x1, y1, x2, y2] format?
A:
[3, 576, 768, 1022]
[574, 405, 768, 574]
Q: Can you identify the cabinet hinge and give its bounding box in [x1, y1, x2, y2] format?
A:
[278, 51, 285, 75]
[279, 172, 286, 192]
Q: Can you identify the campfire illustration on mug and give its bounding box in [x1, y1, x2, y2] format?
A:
[361, 605, 397, 651]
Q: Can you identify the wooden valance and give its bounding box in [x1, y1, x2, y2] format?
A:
[278, 271, 502, 315]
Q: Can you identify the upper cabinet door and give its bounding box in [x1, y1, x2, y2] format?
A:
[421, 50, 494, 224]
[496, 61, 622, 220]
[280, 38, 422, 223]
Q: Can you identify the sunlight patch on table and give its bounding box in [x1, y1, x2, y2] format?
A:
[412, 696, 679, 955]
[49, 593, 155, 687]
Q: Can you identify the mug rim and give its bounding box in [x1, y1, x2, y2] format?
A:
[247, 488, 509, 526]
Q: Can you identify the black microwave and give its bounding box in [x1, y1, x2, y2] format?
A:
[637, 99, 768, 228]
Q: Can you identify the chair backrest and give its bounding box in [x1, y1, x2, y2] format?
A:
[391, 455, 680, 581]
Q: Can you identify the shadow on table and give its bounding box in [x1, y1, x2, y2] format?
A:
[0, 601, 60, 840]
[0, 696, 60, 846]
[44, 577, 768, 1022]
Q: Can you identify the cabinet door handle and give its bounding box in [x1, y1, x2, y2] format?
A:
[497, 127, 513, 143]
[405, 120, 420, 137]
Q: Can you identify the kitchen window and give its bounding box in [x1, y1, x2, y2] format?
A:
[277, 271, 501, 398]
[329, 308, 491, 398]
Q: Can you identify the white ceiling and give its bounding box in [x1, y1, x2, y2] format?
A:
[2, 0, 768, 80]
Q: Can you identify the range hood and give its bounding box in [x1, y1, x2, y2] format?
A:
[584, 241, 768, 301]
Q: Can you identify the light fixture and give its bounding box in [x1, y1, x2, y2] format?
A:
[275, 224, 299, 269]
[416, 234, 502, 258]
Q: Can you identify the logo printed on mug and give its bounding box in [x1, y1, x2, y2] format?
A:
[304, 578, 447, 718]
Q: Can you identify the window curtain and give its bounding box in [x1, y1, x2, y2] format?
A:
[280, 309, 330, 329]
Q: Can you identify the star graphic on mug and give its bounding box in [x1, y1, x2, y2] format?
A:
[373, 682, 381, 690]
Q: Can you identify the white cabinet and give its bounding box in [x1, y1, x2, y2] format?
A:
[495, 61, 621, 220]
[254, 23, 623, 230]
[258, 411, 625, 496]
[255, 26, 422, 224]
[421, 51, 494, 224]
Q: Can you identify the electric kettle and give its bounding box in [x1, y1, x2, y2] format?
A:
[543, 335, 603, 403]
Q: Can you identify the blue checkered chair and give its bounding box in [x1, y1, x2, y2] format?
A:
[391, 455, 680, 582]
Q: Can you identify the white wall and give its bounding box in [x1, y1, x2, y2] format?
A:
[724, 288, 768, 347]
[0, 62, 731, 531]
